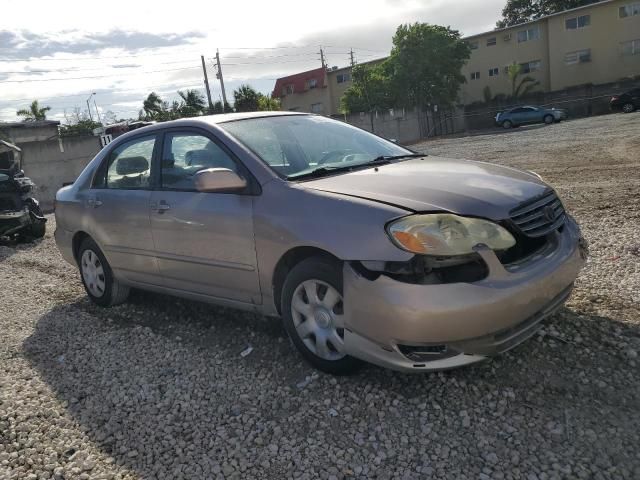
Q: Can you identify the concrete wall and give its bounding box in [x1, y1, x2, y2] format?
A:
[280, 83, 331, 114]
[21, 136, 101, 211]
[344, 107, 465, 144]
[0, 122, 60, 144]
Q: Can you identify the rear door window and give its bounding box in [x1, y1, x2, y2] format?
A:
[95, 135, 156, 189]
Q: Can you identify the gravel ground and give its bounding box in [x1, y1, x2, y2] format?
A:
[1, 113, 639, 480]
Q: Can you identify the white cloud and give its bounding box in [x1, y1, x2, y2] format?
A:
[0, 0, 504, 122]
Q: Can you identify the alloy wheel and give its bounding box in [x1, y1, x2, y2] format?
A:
[81, 249, 106, 298]
[622, 103, 634, 113]
[290, 279, 346, 361]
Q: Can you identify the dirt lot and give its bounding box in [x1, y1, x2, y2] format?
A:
[1, 113, 639, 480]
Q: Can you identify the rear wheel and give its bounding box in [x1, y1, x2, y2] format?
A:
[502, 120, 513, 129]
[543, 114, 554, 125]
[281, 257, 362, 375]
[622, 103, 635, 113]
[78, 237, 130, 307]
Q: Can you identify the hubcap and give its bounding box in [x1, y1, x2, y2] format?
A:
[623, 104, 633, 113]
[291, 280, 345, 361]
[81, 249, 106, 298]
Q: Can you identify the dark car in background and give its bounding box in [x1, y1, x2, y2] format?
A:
[495, 106, 567, 129]
[0, 140, 46, 241]
[610, 88, 640, 113]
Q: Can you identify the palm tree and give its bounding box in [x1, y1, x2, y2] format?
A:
[177, 89, 206, 117]
[233, 85, 261, 112]
[507, 63, 540, 100]
[143, 92, 164, 118]
[16, 100, 51, 121]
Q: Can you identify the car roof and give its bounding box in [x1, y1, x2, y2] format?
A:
[198, 111, 308, 124]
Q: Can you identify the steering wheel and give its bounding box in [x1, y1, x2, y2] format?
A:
[317, 149, 356, 166]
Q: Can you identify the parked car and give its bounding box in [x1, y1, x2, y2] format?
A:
[610, 88, 640, 113]
[54, 112, 587, 374]
[0, 140, 46, 241]
[495, 106, 567, 129]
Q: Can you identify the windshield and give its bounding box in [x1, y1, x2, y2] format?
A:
[219, 115, 415, 179]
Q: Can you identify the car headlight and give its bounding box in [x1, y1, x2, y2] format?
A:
[386, 214, 516, 256]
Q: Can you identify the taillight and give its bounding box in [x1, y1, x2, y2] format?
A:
[611, 96, 619, 101]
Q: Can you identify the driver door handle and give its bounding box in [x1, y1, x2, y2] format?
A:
[87, 197, 102, 208]
[151, 200, 170, 213]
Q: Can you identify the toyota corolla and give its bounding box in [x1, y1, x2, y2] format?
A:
[54, 112, 587, 373]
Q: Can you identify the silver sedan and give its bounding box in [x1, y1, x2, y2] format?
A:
[55, 112, 586, 373]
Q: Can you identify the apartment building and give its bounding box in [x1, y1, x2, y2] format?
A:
[272, 0, 640, 112]
[461, 0, 640, 103]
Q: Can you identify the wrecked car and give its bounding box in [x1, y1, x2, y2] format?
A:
[54, 112, 586, 373]
[0, 140, 46, 241]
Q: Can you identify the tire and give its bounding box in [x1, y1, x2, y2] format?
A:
[281, 257, 362, 375]
[543, 114, 554, 125]
[502, 120, 513, 129]
[622, 103, 635, 113]
[78, 237, 130, 307]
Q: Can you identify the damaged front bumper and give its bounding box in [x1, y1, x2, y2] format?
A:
[342, 217, 587, 372]
[0, 207, 31, 236]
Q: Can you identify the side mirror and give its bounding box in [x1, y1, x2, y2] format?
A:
[194, 168, 247, 193]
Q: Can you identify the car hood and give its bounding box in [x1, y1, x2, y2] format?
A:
[302, 157, 549, 220]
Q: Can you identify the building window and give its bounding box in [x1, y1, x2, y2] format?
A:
[564, 49, 591, 65]
[520, 60, 542, 73]
[307, 78, 317, 89]
[470, 71, 480, 80]
[336, 73, 351, 83]
[622, 38, 640, 55]
[486, 37, 497, 46]
[489, 67, 499, 77]
[565, 14, 590, 29]
[284, 84, 294, 95]
[517, 26, 540, 43]
[310, 103, 323, 113]
[619, 3, 640, 17]
[468, 40, 479, 50]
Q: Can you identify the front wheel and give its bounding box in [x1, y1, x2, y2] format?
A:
[622, 103, 635, 113]
[281, 257, 362, 375]
[543, 114, 554, 125]
[502, 120, 513, 129]
[78, 237, 130, 307]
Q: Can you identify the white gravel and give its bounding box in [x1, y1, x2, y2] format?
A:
[1, 113, 639, 479]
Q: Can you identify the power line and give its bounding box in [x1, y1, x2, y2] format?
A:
[0, 66, 202, 83]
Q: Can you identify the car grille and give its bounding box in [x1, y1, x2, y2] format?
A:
[0, 196, 17, 212]
[510, 190, 566, 238]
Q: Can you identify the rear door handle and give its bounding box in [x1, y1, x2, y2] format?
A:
[151, 201, 170, 213]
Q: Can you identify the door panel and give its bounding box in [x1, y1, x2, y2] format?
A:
[86, 189, 159, 284]
[149, 130, 260, 303]
[149, 191, 259, 303]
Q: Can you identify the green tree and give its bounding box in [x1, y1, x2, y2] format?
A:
[257, 94, 280, 111]
[340, 63, 395, 131]
[177, 89, 206, 117]
[507, 62, 540, 99]
[59, 119, 103, 137]
[233, 85, 261, 112]
[386, 23, 470, 110]
[496, 0, 600, 28]
[142, 92, 165, 119]
[16, 100, 51, 121]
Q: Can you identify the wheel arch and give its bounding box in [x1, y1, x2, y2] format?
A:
[272, 246, 341, 315]
[71, 230, 91, 263]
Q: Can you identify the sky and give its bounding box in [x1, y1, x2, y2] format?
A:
[0, 0, 504, 123]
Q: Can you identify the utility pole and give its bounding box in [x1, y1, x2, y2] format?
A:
[319, 47, 326, 70]
[201, 55, 214, 113]
[215, 49, 228, 109]
[86, 93, 94, 122]
[349, 48, 356, 67]
[93, 97, 101, 124]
